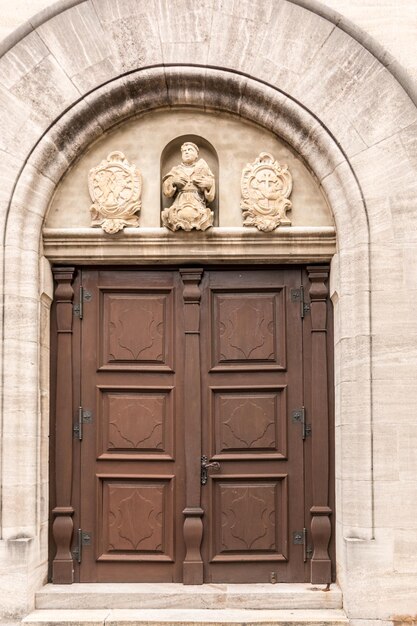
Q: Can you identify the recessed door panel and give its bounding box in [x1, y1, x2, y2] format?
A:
[98, 387, 174, 460]
[210, 476, 288, 562]
[211, 386, 287, 460]
[98, 476, 174, 562]
[211, 288, 286, 371]
[100, 289, 174, 371]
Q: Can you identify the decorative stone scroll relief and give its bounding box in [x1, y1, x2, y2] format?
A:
[162, 142, 215, 231]
[89, 151, 142, 234]
[240, 152, 293, 232]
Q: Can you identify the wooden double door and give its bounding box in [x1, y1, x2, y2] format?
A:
[51, 266, 333, 584]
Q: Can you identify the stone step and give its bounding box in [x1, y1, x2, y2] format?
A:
[35, 583, 343, 611]
[22, 608, 348, 626]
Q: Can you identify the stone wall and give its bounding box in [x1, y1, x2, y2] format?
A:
[1, 0, 416, 88]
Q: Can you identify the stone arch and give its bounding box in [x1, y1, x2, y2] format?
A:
[0, 0, 416, 620]
[0, 63, 371, 612]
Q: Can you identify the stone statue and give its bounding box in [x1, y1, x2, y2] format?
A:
[162, 142, 215, 231]
[89, 151, 142, 234]
[240, 152, 292, 232]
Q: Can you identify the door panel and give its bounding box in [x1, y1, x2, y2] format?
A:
[98, 475, 175, 562]
[200, 269, 304, 582]
[73, 267, 306, 583]
[99, 288, 174, 371]
[210, 385, 287, 460]
[210, 475, 288, 561]
[78, 270, 184, 582]
[98, 387, 174, 460]
[210, 289, 286, 370]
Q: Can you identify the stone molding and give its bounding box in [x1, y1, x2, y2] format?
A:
[42, 226, 336, 263]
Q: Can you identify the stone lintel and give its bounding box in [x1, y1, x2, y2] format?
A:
[42, 226, 336, 264]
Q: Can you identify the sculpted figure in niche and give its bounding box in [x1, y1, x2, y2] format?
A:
[162, 142, 215, 231]
[241, 152, 292, 232]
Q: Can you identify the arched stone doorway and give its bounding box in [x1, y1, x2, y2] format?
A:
[0, 1, 416, 621]
[45, 102, 337, 586]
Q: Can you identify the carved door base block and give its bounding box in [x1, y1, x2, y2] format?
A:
[182, 507, 204, 584]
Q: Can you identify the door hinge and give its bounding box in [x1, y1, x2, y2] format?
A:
[73, 407, 93, 441]
[72, 529, 92, 564]
[73, 286, 92, 319]
[293, 528, 313, 562]
[290, 286, 310, 318]
[291, 407, 311, 440]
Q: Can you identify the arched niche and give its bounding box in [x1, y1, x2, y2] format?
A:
[160, 134, 219, 226]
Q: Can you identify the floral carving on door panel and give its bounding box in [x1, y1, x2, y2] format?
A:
[212, 387, 288, 459]
[100, 291, 174, 369]
[99, 389, 174, 459]
[219, 298, 274, 361]
[108, 296, 164, 361]
[218, 394, 276, 450]
[219, 483, 276, 552]
[108, 395, 164, 450]
[211, 291, 286, 370]
[107, 484, 164, 553]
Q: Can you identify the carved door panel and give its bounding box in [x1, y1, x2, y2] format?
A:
[77, 269, 185, 582]
[200, 269, 305, 582]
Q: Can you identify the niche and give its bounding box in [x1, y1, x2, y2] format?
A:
[160, 135, 219, 228]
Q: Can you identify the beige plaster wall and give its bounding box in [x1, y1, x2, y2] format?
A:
[45, 109, 333, 230]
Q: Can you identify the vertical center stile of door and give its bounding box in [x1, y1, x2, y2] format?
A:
[180, 268, 205, 584]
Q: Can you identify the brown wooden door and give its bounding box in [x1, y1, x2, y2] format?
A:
[72, 267, 306, 583]
[78, 269, 185, 582]
[199, 269, 304, 582]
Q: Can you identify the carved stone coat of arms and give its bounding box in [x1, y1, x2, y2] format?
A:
[89, 151, 142, 234]
[240, 152, 293, 232]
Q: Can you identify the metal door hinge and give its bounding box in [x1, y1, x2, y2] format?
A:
[291, 407, 311, 440]
[290, 286, 310, 318]
[73, 407, 93, 440]
[72, 529, 92, 564]
[293, 528, 313, 562]
[73, 286, 92, 319]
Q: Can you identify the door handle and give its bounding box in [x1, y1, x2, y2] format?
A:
[201, 455, 220, 485]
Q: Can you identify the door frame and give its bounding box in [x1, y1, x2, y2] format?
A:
[49, 263, 334, 585]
